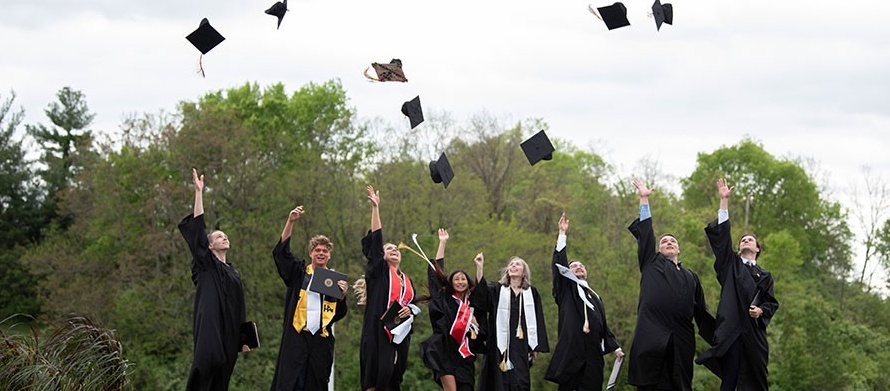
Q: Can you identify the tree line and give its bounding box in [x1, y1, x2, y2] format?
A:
[1, 81, 889, 390]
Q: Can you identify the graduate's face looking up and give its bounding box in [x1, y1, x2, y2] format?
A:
[738, 235, 761, 259]
[208, 230, 229, 251]
[569, 261, 587, 280]
[310, 245, 331, 267]
[451, 272, 470, 294]
[659, 235, 679, 259]
[507, 259, 526, 279]
[383, 243, 401, 266]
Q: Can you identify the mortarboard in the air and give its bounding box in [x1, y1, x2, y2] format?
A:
[520, 130, 555, 166]
[186, 18, 225, 55]
[429, 152, 454, 188]
[401, 96, 424, 129]
[265, 0, 288, 30]
[596, 2, 631, 30]
[186, 18, 225, 78]
[364, 59, 408, 82]
[652, 0, 673, 31]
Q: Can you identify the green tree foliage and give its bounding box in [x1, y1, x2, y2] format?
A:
[25, 86, 97, 231]
[14, 82, 890, 391]
[0, 90, 40, 319]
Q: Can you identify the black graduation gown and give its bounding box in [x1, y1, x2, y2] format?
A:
[473, 276, 550, 391]
[696, 219, 779, 391]
[420, 258, 478, 390]
[270, 238, 348, 391]
[179, 214, 246, 391]
[359, 229, 416, 391]
[545, 246, 620, 390]
[627, 217, 715, 391]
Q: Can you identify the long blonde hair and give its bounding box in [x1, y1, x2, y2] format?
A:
[498, 256, 531, 289]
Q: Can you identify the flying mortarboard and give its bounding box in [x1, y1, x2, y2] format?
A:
[364, 59, 408, 82]
[186, 18, 225, 55]
[186, 18, 225, 78]
[652, 0, 673, 31]
[265, 0, 288, 29]
[520, 130, 555, 166]
[401, 96, 424, 129]
[429, 152, 454, 189]
[595, 2, 631, 30]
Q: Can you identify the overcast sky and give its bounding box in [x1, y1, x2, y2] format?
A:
[3, 0, 889, 282]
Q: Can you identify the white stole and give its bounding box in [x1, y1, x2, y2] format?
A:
[555, 263, 598, 311]
[306, 266, 322, 334]
[496, 285, 538, 370]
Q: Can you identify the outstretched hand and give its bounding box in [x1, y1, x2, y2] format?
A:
[192, 168, 204, 192]
[288, 206, 304, 222]
[438, 228, 449, 242]
[474, 253, 484, 268]
[633, 179, 653, 198]
[366, 185, 379, 207]
[558, 212, 569, 234]
[717, 178, 734, 199]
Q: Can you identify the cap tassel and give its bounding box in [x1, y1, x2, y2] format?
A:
[197, 55, 206, 78]
[499, 353, 508, 372]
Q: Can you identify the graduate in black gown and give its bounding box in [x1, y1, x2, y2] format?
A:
[545, 213, 624, 391]
[473, 254, 550, 391]
[627, 179, 715, 391]
[270, 205, 348, 391]
[359, 185, 421, 391]
[178, 168, 250, 391]
[696, 178, 779, 391]
[420, 229, 483, 391]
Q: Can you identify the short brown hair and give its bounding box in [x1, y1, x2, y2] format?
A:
[307, 235, 333, 255]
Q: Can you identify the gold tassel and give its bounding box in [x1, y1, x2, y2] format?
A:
[583, 307, 590, 334]
[499, 354, 508, 372]
[470, 328, 477, 340]
[516, 292, 524, 339]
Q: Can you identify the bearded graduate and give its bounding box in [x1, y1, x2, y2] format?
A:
[358, 185, 422, 391]
[269, 205, 348, 391]
[473, 253, 549, 391]
[420, 229, 484, 391]
[545, 213, 624, 391]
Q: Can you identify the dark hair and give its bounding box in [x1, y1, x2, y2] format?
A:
[430, 262, 476, 299]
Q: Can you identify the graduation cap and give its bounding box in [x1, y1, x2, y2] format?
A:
[186, 18, 225, 78]
[401, 96, 424, 129]
[186, 18, 225, 55]
[595, 2, 631, 30]
[265, 0, 288, 29]
[652, 0, 673, 31]
[429, 152, 454, 188]
[520, 130, 555, 166]
[364, 59, 408, 82]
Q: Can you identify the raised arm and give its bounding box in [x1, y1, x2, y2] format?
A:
[435, 228, 449, 260]
[280, 205, 303, 242]
[192, 168, 204, 217]
[629, 179, 657, 270]
[717, 178, 733, 212]
[368, 185, 381, 232]
[552, 213, 570, 299]
[633, 178, 653, 210]
[474, 252, 484, 283]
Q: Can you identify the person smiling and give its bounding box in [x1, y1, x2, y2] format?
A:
[473, 252, 549, 391]
[420, 228, 483, 391]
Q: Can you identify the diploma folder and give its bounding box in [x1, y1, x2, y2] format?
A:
[240, 321, 259, 349]
[380, 301, 405, 330]
[607, 355, 624, 389]
[308, 267, 347, 300]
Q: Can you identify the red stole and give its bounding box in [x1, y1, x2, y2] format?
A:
[449, 294, 474, 358]
[384, 266, 414, 341]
